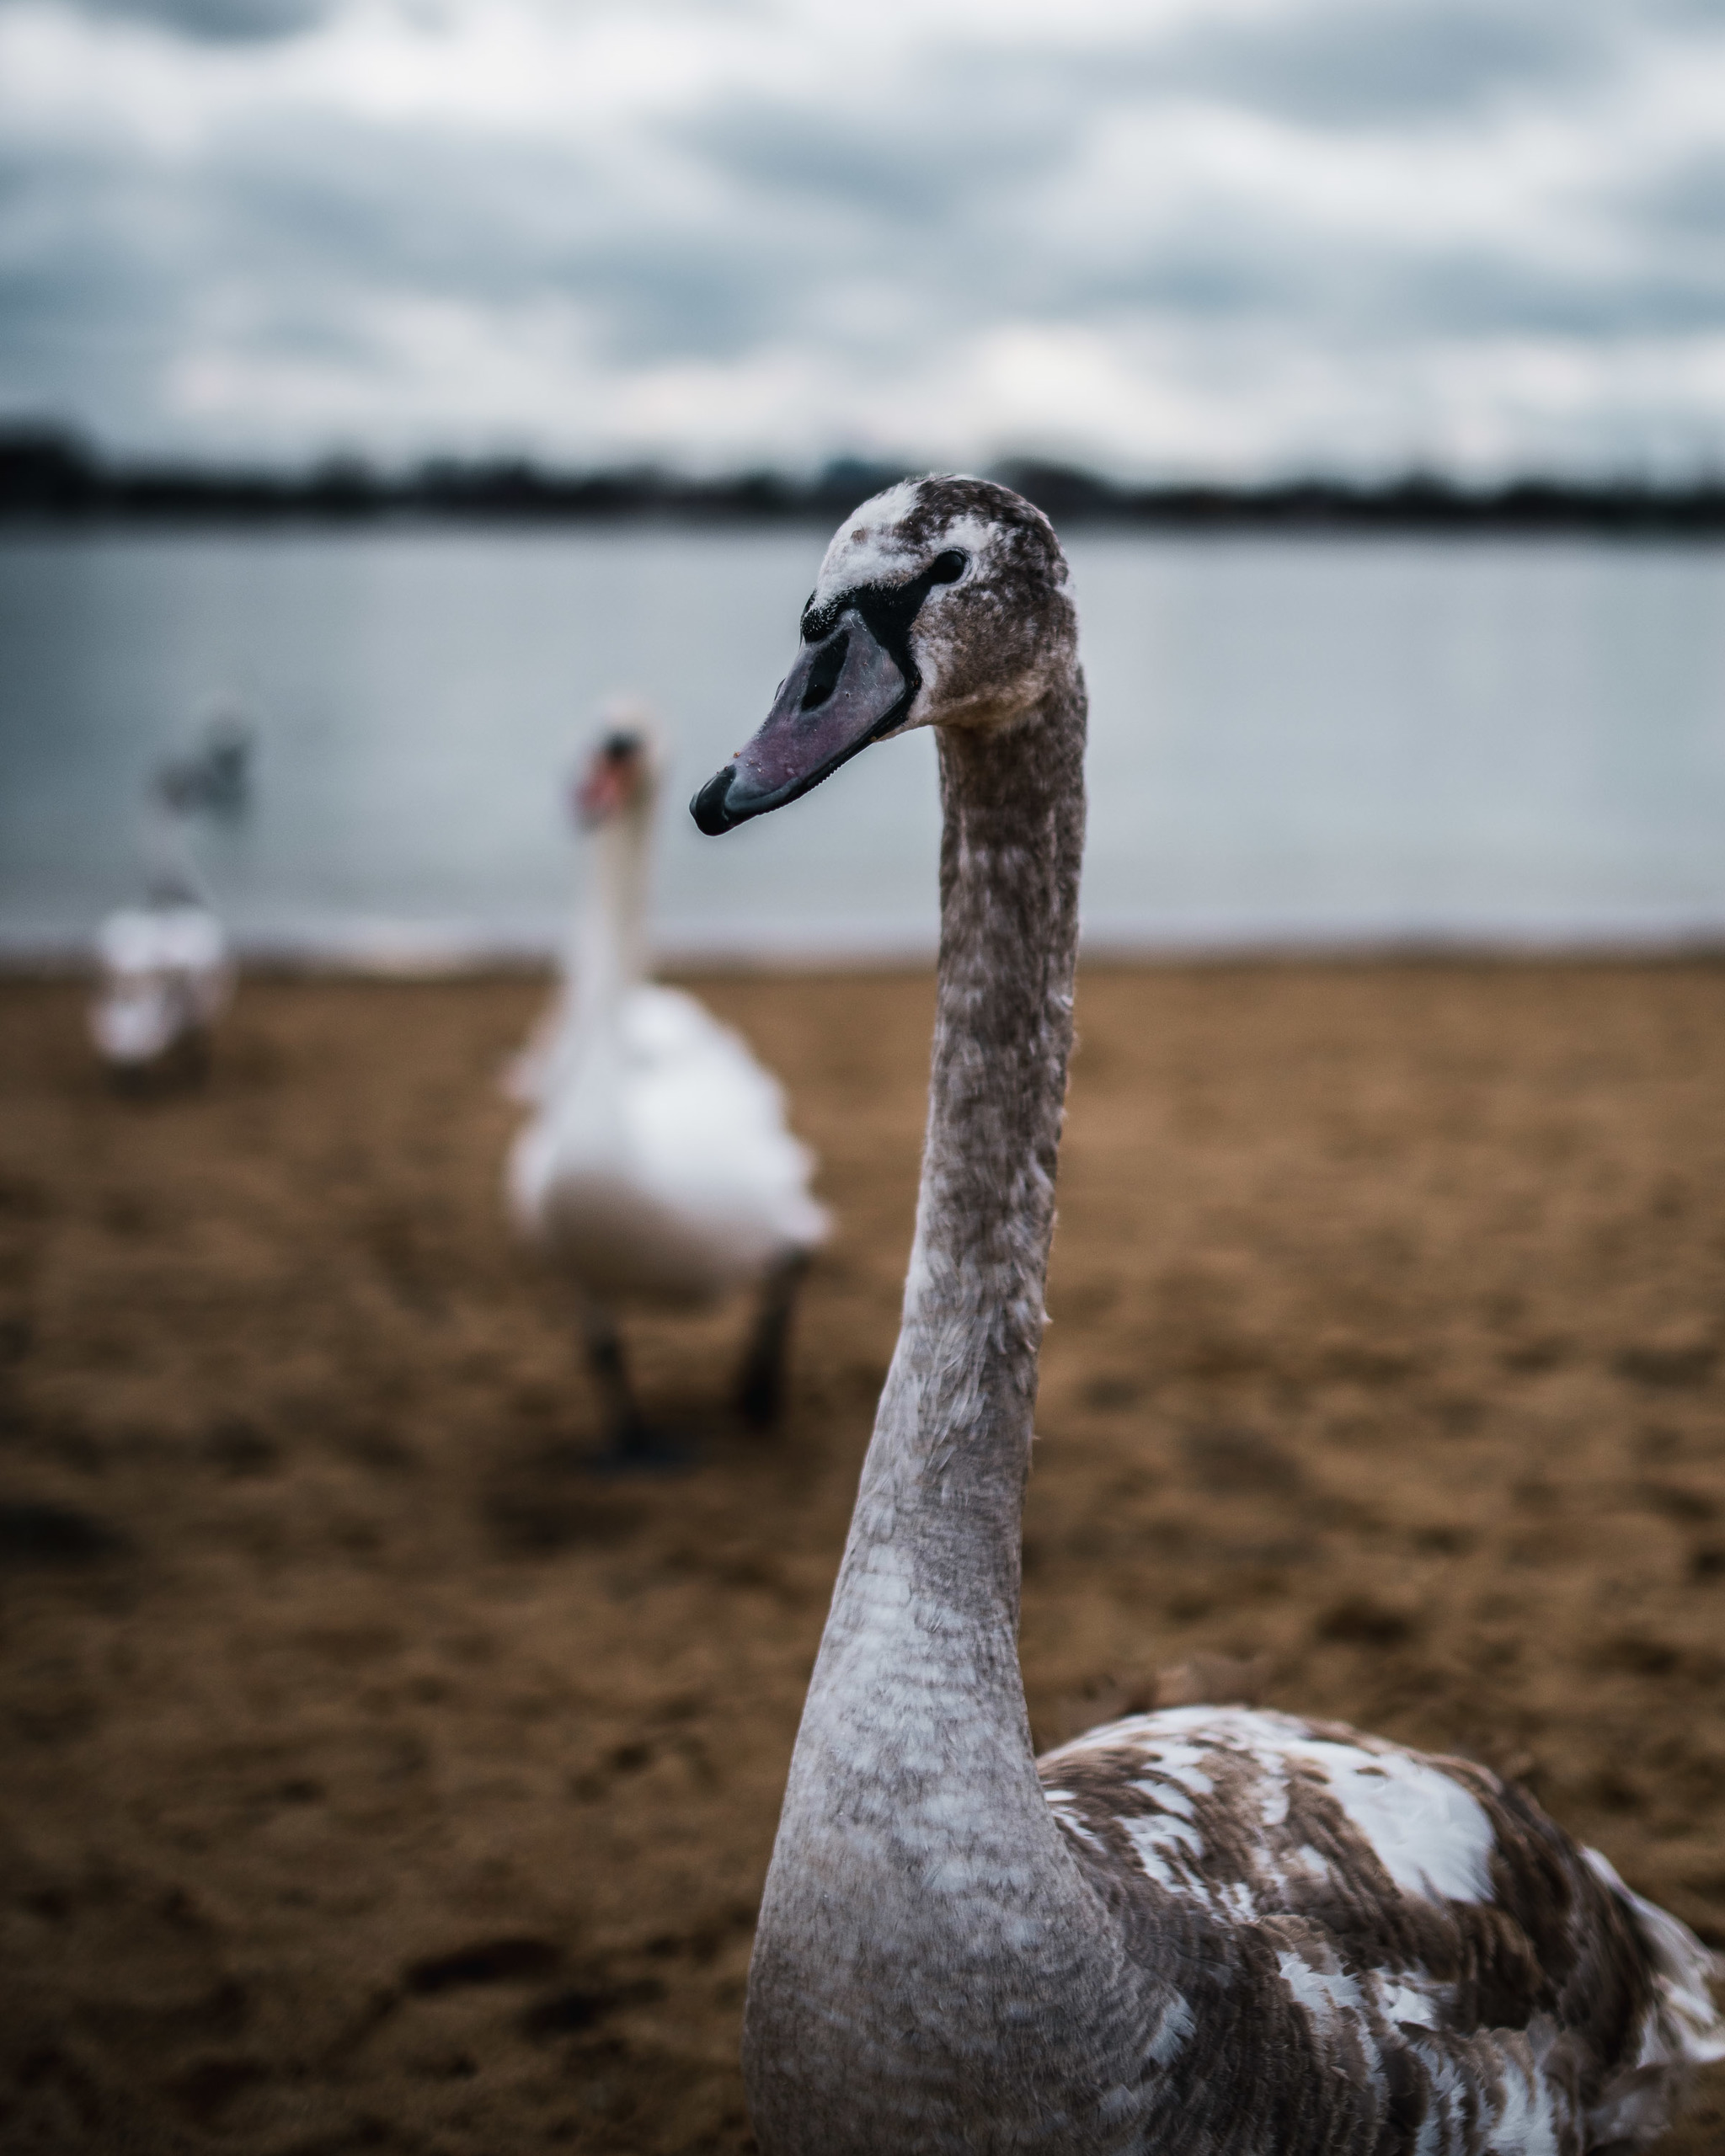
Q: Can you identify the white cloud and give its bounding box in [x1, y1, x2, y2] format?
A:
[2, 0, 1723, 474]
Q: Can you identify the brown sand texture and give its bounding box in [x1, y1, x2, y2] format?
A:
[0, 960, 1722, 2155]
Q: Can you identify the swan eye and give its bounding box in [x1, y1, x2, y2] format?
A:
[928, 551, 966, 584]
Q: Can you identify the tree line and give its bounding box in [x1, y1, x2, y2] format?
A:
[3, 428, 1722, 533]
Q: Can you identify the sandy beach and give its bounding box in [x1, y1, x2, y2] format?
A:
[0, 959, 1722, 2155]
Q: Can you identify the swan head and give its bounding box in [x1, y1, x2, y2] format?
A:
[690, 475, 1074, 834]
[573, 704, 660, 830]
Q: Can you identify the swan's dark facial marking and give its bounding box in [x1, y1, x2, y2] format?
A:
[799, 547, 967, 653]
[798, 629, 850, 712]
[857, 478, 1076, 728]
[691, 549, 966, 835]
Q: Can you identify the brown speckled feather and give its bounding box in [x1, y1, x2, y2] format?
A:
[1042, 1705, 1717, 2151]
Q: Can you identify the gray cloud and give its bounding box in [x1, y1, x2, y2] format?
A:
[203, 120, 798, 364]
[1142, 0, 1613, 129]
[659, 21, 1725, 345]
[675, 52, 1082, 225]
[1622, 150, 1725, 239]
[0, 137, 192, 439]
[2, 0, 1723, 469]
[13, 0, 335, 42]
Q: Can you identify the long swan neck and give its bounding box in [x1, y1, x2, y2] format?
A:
[745, 668, 1091, 2101]
[575, 808, 651, 1019]
[880, 683, 1087, 1545]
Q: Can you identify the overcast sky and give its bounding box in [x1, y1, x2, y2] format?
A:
[2, 0, 1722, 477]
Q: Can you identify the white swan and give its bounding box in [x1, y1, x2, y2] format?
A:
[692, 477, 1723, 2154]
[508, 717, 828, 1465]
[91, 749, 234, 1082]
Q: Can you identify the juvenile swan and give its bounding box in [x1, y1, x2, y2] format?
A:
[692, 478, 1722, 2155]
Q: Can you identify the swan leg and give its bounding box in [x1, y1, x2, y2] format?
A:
[579, 1300, 685, 1470]
[734, 1249, 810, 1430]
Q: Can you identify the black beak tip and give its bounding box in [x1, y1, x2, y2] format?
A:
[691, 766, 739, 835]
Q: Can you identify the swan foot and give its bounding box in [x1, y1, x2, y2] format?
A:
[590, 1416, 693, 1476]
[579, 1300, 694, 1475]
[734, 1249, 811, 1431]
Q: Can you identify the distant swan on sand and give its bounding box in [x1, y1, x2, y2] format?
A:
[91, 718, 247, 1082]
[508, 714, 828, 1466]
[692, 476, 1723, 2155]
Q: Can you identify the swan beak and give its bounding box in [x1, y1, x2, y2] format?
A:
[690, 612, 911, 834]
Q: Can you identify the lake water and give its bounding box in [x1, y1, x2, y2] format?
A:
[3, 525, 1723, 965]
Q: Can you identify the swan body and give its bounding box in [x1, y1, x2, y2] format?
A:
[509, 974, 827, 1305]
[692, 478, 1722, 2153]
[509, 720, 826, 1453]
[91, 744, 235, 1078]
[90, 902, 231, 1069]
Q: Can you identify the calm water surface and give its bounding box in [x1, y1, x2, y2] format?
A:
[3, 525, 1722, 961]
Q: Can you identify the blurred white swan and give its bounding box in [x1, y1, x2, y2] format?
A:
[90, 723, 243, 1081]
[91, 902, 231, 1075]
[506, 712, 828, 1465]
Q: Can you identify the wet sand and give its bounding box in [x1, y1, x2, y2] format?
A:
[0, 961, 1722, 2153]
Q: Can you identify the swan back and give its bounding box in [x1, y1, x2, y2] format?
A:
[1039, 1705, 1724, 2153]
[509, 982, 826, 1302]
